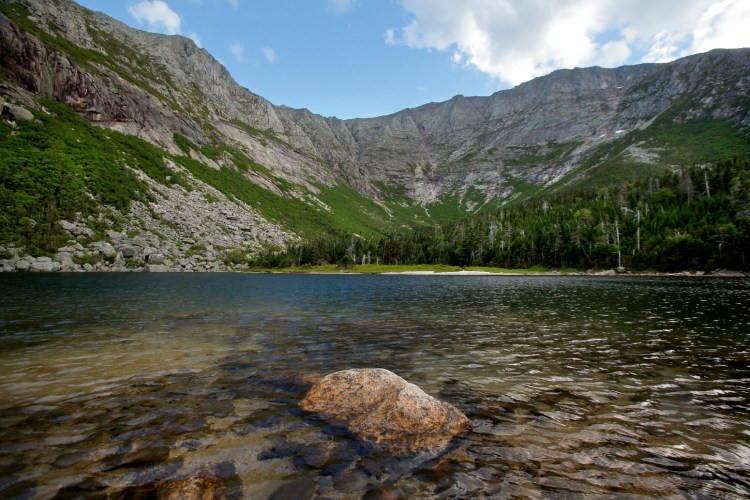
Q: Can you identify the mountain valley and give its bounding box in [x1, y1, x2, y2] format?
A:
[1, 0, 749, 272]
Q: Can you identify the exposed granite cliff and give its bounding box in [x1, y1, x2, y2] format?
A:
[3, 0, 749, 205]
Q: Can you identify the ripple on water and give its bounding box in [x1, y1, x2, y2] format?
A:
[0, 274, 749, 497]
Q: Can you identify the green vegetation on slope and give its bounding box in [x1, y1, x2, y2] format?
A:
[171, 133, 399, 238]
[315, 184, 394, 235]
[374, 183, 503, 229]
[225, 119, 294, 150]
[505, 141, 582, 167]
[257, 159, 750, 272]
[3, 2, 750, 262]
[173, 151, 386, 238]
[1, 96, 450, 258]
[559, 112, 750, 192]
[0, 99, 190, 254]
[3, 104, 749, 267]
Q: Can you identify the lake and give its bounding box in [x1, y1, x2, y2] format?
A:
[0, 273, 748, 498]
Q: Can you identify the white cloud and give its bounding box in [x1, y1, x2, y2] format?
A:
[262, 46, 278, 63]
[385, 28, 396, 45]
[642, 31, 681, 63]
[326, 0, 360, 14]
[691, 0, 750, 53]
[599, 40, 632, 67]
[187, 0, 237, 7]
[229, 42, 245, 62]
[128, 0, 182, 35]
[189, 32, 202, 47]
[387, 0, 750, 86]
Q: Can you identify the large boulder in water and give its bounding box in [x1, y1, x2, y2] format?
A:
[299, 368, 470, 455]
[157, 475, 224, 499]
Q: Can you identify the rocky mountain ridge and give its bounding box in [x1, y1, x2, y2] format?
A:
[315, 51, 749, 202]
[1, 0, 749, 271]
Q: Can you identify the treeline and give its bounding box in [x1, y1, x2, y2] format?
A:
[250, 159, 750, 272]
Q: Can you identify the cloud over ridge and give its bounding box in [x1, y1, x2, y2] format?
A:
[262, 47, 278, 63]
[388, 0, 750, 86]
[128, 0, 182, 35]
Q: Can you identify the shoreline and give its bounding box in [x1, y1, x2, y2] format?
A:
[1, 254, 747, 278]
[1, 268, 746, 277]
[242, 267, 749, 278]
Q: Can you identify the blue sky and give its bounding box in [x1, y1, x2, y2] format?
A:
[75, 0, 750, 119]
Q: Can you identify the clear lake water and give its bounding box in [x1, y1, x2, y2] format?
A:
[0, 273, 749, 498]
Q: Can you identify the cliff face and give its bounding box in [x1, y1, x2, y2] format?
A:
[267, 49, 750, 203]
[4, 0, 750, 202]
[1, 0, 749, 262]
[316, 53, 749, 201]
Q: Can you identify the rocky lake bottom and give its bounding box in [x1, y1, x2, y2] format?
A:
[0, 273, 748, 498]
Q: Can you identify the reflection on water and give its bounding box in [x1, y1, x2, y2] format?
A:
[0, 273, 749, 497]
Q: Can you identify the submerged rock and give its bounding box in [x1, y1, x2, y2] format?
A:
[300, 368, 470, 455]
[157, 475, 224, 499]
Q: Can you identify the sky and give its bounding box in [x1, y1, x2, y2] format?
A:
[74, 0, 750, 119]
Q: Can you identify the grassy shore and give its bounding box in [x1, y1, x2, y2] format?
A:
[246, 264, 572, 275]
[240, 264, 745, 276]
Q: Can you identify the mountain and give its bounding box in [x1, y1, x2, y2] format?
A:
[1, 0, 749, 271]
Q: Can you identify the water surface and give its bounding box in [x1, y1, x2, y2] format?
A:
[0, 273, 749, 497]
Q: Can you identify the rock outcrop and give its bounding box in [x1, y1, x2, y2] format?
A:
[300, 368, 470, 455]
